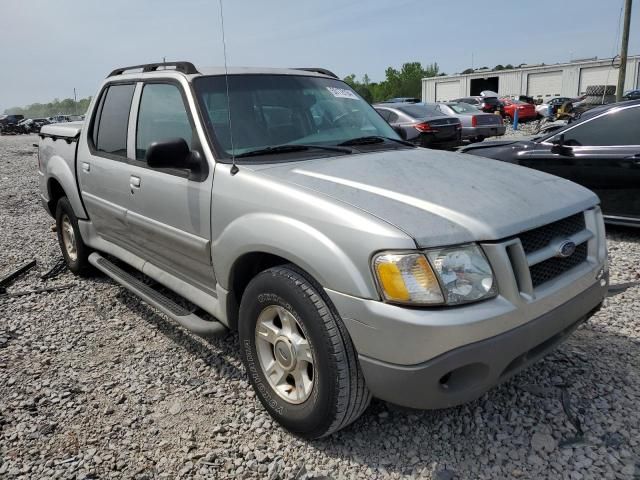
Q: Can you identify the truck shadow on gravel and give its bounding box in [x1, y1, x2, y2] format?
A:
[115, 288, 245, 380]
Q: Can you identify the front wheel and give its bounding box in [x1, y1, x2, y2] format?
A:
[239, 265, 370, 439]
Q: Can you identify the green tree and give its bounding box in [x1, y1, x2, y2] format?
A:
[342, 74, 373, 102]
[461, 68, 475, 74]
[493, 64, 505, 71]
[375, 62, 439, 101]
[4, 96, 92, 118]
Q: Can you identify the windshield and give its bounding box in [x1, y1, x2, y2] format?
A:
[446, 102, 476, 114]
[193, 74, 399, 159]
[397, 104, 440, 118]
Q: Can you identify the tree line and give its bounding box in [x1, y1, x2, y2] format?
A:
[3, 97, 92, 118]
[343, 62, 441, 103]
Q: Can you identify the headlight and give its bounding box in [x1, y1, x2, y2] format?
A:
[373, 245, 497, 306]
[373, 252, 444, 305]
[425, 245, 497, 305]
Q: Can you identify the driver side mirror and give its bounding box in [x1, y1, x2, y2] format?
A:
[146, 138, 199, 169]
[550, 134, 573, 156]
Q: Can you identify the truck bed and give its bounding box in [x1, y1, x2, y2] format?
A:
[40, 121, 83, 139]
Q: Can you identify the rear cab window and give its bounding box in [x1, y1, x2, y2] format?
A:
[91, 83, 136, 157]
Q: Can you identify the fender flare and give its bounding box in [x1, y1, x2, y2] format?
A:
[214, 213, 375, 299]
[46, 154, 87, 219]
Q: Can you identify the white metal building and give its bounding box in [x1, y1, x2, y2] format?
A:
[422, 55, 640, 102]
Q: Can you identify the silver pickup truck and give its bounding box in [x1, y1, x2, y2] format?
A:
[38, 61, 608, 439]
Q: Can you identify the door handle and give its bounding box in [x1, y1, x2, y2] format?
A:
[82, 162, 90, 173]
[129, 176, 141, 188]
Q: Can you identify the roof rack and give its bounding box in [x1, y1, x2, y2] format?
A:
[293, 68, 338, 79]
[107, 61, 199, 77]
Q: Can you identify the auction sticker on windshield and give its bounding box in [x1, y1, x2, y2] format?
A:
[326, 87, 359, 100]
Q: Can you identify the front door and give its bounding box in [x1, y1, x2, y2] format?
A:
[125, 81, 215, 293]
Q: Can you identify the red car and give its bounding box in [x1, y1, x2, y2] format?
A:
[500, 98, 537, 120]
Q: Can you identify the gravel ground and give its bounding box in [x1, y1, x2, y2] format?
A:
[486, 118, 545, 141]
[1, 134, 639, 479]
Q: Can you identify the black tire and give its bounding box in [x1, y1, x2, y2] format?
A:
[584, 85, 616, 96]
[55, 196, 92, 275]
[582, 94, 617, 106]
[238, 265, 370, 439]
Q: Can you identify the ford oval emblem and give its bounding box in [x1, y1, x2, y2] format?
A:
[557, 240, 576, 258]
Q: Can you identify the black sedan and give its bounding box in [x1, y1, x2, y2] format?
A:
[461, 100, 640, 226]
[374, 103, 461, 149]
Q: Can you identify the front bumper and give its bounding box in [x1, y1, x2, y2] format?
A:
[355, 280, 605, 409]
[326, 206, 608, 408]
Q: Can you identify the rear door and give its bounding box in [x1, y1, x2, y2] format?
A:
[78, 82, 136, 248]
[125, 81, 215, 293]
[521, 105, 640, 219]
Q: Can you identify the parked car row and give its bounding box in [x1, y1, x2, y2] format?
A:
[461, 100, 640, 225]
[0, 113, 85, 135]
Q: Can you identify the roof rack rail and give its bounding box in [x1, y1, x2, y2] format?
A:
[293, 68, 338, 79]
[107, 61, 199, 77]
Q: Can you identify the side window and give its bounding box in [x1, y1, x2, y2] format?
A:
[558, 107, 640, 146]
[387, 111, 399, 123]
[376, 109, 391, 121]
[93, 84, 135, 157]
[136, 83, 193, 161]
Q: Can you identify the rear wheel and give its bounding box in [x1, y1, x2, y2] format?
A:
[239, 265, 370, 439]
[56, 197, 91, 275]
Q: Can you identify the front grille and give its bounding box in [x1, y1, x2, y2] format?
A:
[519, 213, 585, 254]
[529, 242, 588, 287]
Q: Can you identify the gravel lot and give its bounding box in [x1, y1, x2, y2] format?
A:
[1, 134, 639, 479]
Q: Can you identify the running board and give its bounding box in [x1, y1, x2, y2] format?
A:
[89, 253, 227, 336]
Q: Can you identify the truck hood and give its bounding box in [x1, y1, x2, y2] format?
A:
[252, 148, 599, 248]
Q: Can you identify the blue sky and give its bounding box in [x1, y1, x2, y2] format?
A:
[1, 0, 638, 111]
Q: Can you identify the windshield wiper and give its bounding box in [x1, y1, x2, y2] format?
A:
[235, 144, 353, 159]
[338, 136, 415, 147]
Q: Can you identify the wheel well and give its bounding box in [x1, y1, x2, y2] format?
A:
[47, 179, 66, 216]
[226, 252, 290, 330]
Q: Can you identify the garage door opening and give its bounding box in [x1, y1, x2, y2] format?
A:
[470, 77, 499, 96]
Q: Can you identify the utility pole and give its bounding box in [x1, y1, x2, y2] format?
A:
[73, 88, 77, 115]
[616, 0, 633, 102]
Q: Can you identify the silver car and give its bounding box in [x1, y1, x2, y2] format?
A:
[38, 62, 608, 439]
[435, 102, 505, 142]
[374, 103, 462, 149]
